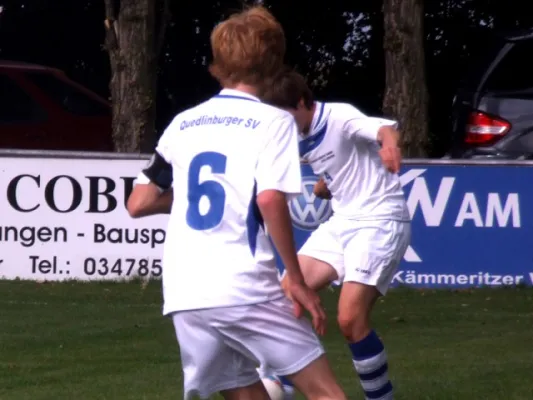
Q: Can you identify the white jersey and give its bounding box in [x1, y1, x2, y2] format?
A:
[149, 89, 302, 314]
[300, 102, 410, 221]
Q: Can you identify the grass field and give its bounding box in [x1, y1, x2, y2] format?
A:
[1, 281, 532, 400]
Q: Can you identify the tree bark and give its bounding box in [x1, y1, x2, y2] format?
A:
[104, 0, 169, 153]
[383, 0, 429, 157]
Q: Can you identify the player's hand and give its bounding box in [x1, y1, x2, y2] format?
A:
[313, 178, 332, 200]
[379, 145, 402, 173]
[378, 126, 402, 173]
[286, 280, 327, 336]
[280, 274, 292, 299]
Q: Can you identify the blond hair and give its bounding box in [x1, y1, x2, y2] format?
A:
[209, 6, 286, 87]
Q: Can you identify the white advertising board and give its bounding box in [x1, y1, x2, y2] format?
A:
[0, 154, 166, 281]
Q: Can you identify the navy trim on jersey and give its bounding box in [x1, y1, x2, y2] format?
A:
[313, 102, 326, 131]
[214, 94, 260, 102]
[299, 122, 328, 157]
[142, 152, 172, 190]
[246, 181, 264, 256]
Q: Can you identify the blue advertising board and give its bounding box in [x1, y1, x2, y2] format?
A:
[282, 162, 533, 289]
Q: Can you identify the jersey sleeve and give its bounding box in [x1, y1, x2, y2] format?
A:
[135, 119, 176, 190]
[342, 105, 398, 142]
[255, 114, 302, 199]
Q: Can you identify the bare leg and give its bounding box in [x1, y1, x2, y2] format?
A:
[220, 380, 270, 400]
[338, 282, 393, 399]
[337, 282, 380, 342]
[276, 255, 341, 399]
[287, 354, 347, 400]
[281, 254, 338, 293]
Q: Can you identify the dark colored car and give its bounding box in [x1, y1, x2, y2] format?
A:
[0, 60, 113, 151]
[450, 28, 533, 159]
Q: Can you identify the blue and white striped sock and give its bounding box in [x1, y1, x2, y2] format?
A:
[349, 330, 393, 400]
[278, 376, 295, 400]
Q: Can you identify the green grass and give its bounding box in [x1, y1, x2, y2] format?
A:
[1, 281, 532, 399]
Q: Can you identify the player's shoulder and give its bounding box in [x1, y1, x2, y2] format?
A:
[159, 100, 213, 140]
[173, 100, 212, 127]
[186, 96, 292, 125]
[239, 101, 296, 134]
[251, 101, 295, 122]
[325, 102, 367, 120]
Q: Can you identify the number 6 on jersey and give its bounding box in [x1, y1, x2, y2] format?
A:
[186, 151, 227, 230]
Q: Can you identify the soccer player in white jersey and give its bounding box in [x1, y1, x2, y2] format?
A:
[126, 7, 347, 400]
[259, 70, 411, 400]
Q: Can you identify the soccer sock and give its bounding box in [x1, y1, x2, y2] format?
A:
[349, 330, 393, 400]
[278, 375, 295, 399]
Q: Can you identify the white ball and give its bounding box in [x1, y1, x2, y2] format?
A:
[261, 376, 285, 400]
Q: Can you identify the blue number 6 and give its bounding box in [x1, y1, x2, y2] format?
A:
[186, 151, 227, 230]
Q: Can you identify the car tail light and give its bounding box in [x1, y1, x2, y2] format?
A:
[465, 111, 511, 145]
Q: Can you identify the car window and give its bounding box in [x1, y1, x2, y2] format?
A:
[0, 74, 47, 124]
[24, 72, 110, 117]
[483, 41, 533, 92]
[456, 32, 504, 90]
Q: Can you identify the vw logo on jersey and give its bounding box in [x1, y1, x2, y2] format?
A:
[289, 177, 333, 231]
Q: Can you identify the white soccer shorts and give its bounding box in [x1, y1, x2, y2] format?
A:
[298, 217, 411, 294]
[171, 297, 324, 399]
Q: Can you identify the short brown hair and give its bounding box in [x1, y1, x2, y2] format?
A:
[209, 6, 286, 87]
[261, 69, 314, 109]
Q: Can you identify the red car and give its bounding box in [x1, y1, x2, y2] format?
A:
[0, 60, 113, 151]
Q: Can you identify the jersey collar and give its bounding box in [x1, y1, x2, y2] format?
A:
[299, 102, 330, 157]
[215, 89, 261, 102]
[310, 101, 330, 136]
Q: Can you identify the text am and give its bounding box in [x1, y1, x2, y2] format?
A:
[406, 176, 520, 228]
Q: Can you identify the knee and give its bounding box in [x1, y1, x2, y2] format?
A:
[337, 309, 370, 342]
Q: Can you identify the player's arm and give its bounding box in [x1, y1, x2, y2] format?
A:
[128, 189, 173, 218]
[127, 154, 173, 218]
[255, 115, 304, 284]
[127, 127, 175, 218]
[377, 125, 400, 148]
[342, 106, 402, 173]
[255, 114, 326, 333]
[342, 105, 399, 143]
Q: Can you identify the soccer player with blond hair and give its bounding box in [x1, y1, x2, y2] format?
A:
[127, 6, 347, 400]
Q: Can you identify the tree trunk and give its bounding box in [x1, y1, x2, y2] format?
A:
[383, 0, 429, 157]
[104, 0, 169, 153]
